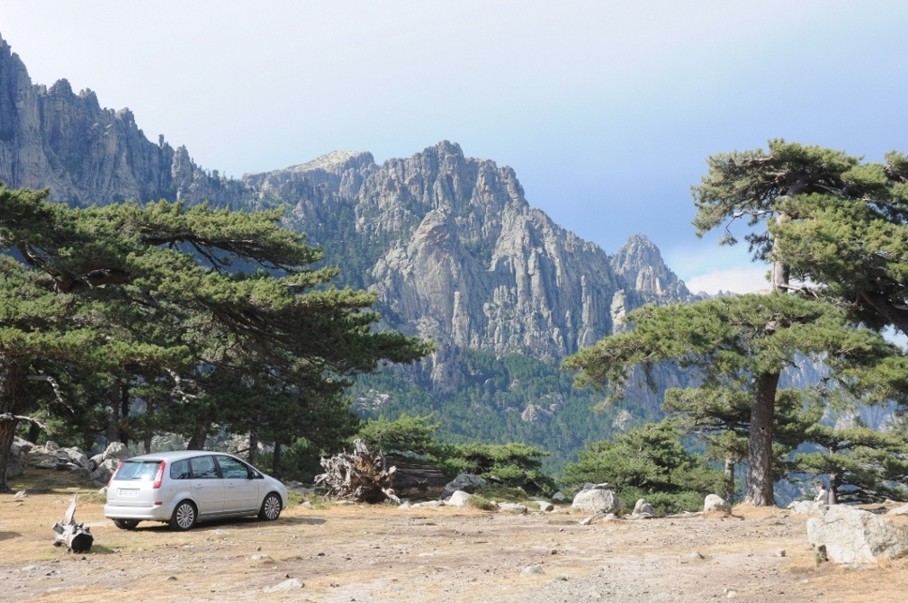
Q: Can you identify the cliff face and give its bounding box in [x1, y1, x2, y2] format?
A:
[246, 142, 696, 367]
[0, 37, 252, 209]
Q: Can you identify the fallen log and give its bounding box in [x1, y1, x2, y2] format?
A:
[387, 459, 448, 500]
[52, 495, 93, 553]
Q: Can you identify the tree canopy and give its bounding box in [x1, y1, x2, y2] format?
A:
[0, 186, 432, 491]
[693, 139, 908, 334]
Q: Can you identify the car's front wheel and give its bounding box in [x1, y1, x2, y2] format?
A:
[258, 492, 282, 521]
[113, 519, 140, 530]
[170, 500, 197, 530]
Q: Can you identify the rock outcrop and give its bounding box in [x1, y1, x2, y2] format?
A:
[0, 36, 254, 210]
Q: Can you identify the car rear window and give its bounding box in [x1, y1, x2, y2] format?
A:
[115, 460, 162, 480]
[170, 459, 191, 480]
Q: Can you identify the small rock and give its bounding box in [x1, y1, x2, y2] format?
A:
[263, 578, 304, 593]
[446, 490, 472, 507]
[498, 502, 528, 514]
[521, 564, 545, 574]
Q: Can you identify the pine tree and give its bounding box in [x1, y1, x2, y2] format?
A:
[0, 186, 431, 490]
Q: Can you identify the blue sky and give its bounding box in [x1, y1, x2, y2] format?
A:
[2, 1, 907, 293]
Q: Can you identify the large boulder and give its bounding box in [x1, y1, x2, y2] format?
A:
[571, 485, 620, 514]
[807, 505, 908, 565]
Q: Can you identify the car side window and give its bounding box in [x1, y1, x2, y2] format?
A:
[170, 459, 191, 480]
[216, 456, 251, 479]
[190, 456, 219, 479]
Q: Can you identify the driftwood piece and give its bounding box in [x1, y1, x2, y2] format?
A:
[316, 439, 400, 504]
[52, 495, 93, 553]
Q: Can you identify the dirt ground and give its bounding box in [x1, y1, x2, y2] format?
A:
[1, 471, 906, 603]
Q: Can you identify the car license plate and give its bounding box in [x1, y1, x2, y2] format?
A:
[118, 488, 139, 497]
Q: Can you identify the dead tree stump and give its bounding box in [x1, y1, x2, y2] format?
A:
[52, 495, 93, 553]
[316, 439, 400, 504]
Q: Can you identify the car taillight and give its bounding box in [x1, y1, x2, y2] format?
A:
[153, 460, 166, 489]
[108, 461, 124, 488]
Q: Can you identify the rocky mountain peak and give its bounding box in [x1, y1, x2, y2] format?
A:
[611, 233, 692, 300]
[0, 35, 698, 387]
[287, 150, 376, 175]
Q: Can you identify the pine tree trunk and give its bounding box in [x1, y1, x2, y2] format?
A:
[105, 380, 120, 446]
[272, 441, 283, 476]
[247, 428, 259, 464]
[724, 457, 735, 505]
[117, 379, 130, 444]
[0, 416, 17, 493]
[0, 360, 28, 493]
[828, 472, 839, 505]
[187, 423, 208, 450]
[745, 371, 780, 506]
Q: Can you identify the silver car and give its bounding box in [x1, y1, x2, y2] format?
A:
[104, 451, 288, 530]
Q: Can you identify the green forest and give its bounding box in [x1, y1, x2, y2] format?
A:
[2, 140, 908, 512]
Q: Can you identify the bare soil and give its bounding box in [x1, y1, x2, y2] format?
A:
[1, 470, 905, 603]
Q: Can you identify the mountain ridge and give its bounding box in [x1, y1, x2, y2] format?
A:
[0, 33, 698, 462]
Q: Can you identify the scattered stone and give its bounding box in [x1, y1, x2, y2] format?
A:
[410, 500, 444, 508]
[497, 502, 528, 514]
[580, 512, 616, 526]
[551, 491, 567, 502]
[703, 494, 730, 513]
[446, 490, 472, 507]
[249, 554, 276, 564]
[521, 564, 545, 574]
[15, 490, 27, 499]
[535, 500, 555, 512]
[631, 498, 656, 518]
[263, 578, 304, 593]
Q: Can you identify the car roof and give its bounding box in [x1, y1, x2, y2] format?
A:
[124, 450, 238, 462]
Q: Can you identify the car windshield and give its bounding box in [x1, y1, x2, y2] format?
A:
[115, 461, 161, 480]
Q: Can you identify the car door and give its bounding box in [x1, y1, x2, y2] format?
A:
[216, 455, 260, 513]
[189, 455, 224, 516]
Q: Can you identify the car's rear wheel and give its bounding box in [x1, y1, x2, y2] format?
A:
[258, 492, 282, 521]
[170, 500, 197, 530]
[113, 519, 140, 530]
